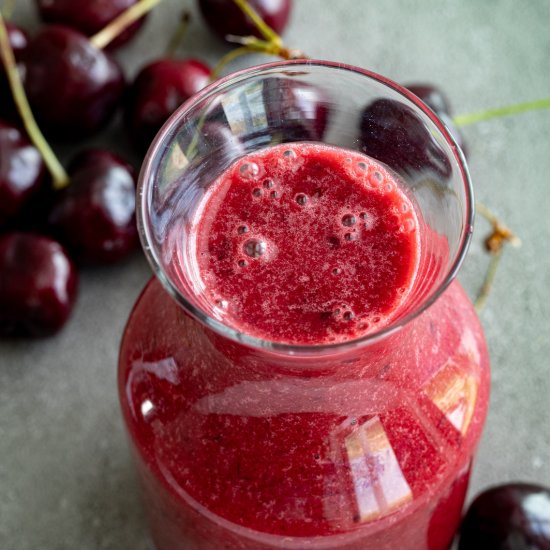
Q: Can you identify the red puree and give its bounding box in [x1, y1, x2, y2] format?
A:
[195, 143, 419, 344]
[119, 143, 490, 549]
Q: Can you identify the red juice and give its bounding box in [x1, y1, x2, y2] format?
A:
[119, 143, 490, 549]
[194, 144, 419, 344]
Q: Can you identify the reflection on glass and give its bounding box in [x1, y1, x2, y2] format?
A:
[344, 416, 412, 522]
[423, 361, 478, 436]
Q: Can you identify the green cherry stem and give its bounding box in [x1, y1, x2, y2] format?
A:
[210, 38, 306, 80]
[211, 46, 256, 81]
[165, 11, 191, 57]
[90, 0, 164, 50]
[232, 0, 282, 45]
[0, 11, 69, 190]
[454, 97, 550, 127]
[211, 0, 306, 79]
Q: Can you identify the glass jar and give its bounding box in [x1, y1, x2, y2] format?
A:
[119, 60, 490, 550]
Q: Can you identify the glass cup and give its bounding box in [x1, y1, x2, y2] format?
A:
[119, 60, 490, 550]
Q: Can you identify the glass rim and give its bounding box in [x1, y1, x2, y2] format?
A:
[137, 59, 474, 355]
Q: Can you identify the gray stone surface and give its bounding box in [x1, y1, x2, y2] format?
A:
[1, 0, 549, 548]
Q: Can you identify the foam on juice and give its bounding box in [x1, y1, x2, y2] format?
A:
[193, 143, 420, 344]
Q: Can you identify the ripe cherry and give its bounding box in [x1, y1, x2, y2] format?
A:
[0, 120, 47, 226]
[124, 58, 211, 153]
[198, 0, 292, 40]
[359, 98, 451, 178]
[0, 22, 29, 121]
[0, 232, 78, 337]
[459, 483, 550, 550]
[262, 77, 329, 142]
[47, 149, 138, 264]
[405, 83, 468, 157]
[23, 26, 125, 140]
[34, 0, 147, 50]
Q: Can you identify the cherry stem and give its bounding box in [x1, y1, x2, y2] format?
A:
[0, 12, 69, 190]
[454, 97, 550, 127]
[90, 0, 164, 50]
[211, 36, 307, 80]
[2, 0, 16, 19]
[210, 45, 255, 81]
[474, 249, 502, 312]
[474, 202, 520, 311]
[165, 11, 191, 58]
[231, 0, 282, 46]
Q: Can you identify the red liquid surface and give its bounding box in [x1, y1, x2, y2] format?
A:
[194, 143, 419, 344]
[120, 144, 490, 549]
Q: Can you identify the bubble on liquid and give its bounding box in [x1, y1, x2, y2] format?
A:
[385, 183, 394, 192]
[216, 299, 229, 309]
[295, 193, 308, 206]
[358, 322, 369, 331]
[243, 238, 267, 258]
[343, 311, 354, 321]
[238, 259, 247, 267]
[238, 225, 249, 234]
[239, 162, 259, 179]
[397, 287, 406, 295]
[283, 149, 297, 159]
[344, 232, 357, 242]
[252, 187, 262, 198]
[360, 212, 367, 220]
[357, 161, 368, 171]
[370, 171, 383, 186]
[372, 316, 381, 324]
[342, 214, 356, 227]
[263, 178, 274, 189]
[401, 203, 409, 213]
[345, 158, 352, 164]
[313, 188, 323, 199]
[270, 190, 280, 199]
[332, 267, 341, 275]
[333, 308, 341, 316]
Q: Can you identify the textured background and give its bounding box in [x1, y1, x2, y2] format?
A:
[1, 0, 549, 548]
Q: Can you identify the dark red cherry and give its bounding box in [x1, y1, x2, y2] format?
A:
[0, 120, 47, 226]
[124, 58, 211, 153]
[35, 0, 147, 49]
[23, 26, 125, 140]
[198, 0, 292, 40]
[262, 77, 329, 142]
[405, 83, 468, 157]
[0, 22, 29, 121]
[459, 483, 550, 550]
[359, 98, 451, 178]
[0, 232, 78, 337]
[405, 83, 451, 116]
[47, 150, 138, 264]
